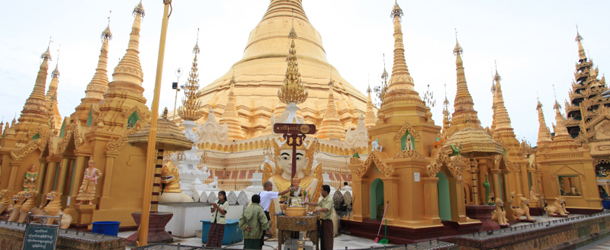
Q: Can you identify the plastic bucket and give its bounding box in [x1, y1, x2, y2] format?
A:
[602, 200, 610, 209]
[91, 221, 121, 236]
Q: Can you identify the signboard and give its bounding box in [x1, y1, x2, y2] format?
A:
[273, 123, 316, 135]
[414, 172, 420, 182]
[22, 224, 58, 250]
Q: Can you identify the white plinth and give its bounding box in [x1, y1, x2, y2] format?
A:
[159, 203, 244, 237]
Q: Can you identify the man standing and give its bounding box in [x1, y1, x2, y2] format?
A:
[239, 195, 269, 249]
[259, 181, 296, 245]
[304, 185, 334, 250]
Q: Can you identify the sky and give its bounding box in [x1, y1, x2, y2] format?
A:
[0, 0, 608, 145]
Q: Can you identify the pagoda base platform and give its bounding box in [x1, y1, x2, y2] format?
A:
[529, 207, 544, 216]
[341, 219, 481, 244]
[566, 207, 603, 215]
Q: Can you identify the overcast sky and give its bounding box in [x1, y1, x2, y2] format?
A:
[0, 0, 608, 145]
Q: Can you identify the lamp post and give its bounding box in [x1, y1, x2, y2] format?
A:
[138, 0, 172, 247]
[172, 68, 183, 119]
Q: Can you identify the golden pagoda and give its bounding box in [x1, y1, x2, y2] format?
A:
[71, 22, 112, 127]
[349, 0, 470, 230]
[317, 78, 346, 140]
[489, 67, 530, 208]
[195, 0, 367, 139]
[11, 43, 52, 146]
[536, 100, 601, 212]
[562, 30, 610, 195]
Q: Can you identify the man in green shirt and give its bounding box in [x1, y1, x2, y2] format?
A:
[239, 194, 269, 249]
[304, 185, 334, 250]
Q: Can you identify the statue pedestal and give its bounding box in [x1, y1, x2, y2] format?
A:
[529, 207, 545, 216]
[75, 204, 95, 228]
[465, 205, 499, 232]
[126, 212, 174, 245]
[158, 203, 244, 237]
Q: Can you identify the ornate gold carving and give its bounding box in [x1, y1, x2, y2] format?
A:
[356, 151, 393, 178]
[10, 135, 48, 161]
[122, 105, 151, 123]
[393, 120, 421, 142]
[105, 120, 143, 152]
[426, 152, 463, 179]
[393, 150, 425, 159]
[277, 27, 308, 105]
[349, 157, 363, 164]
[57, 122, 85, 154]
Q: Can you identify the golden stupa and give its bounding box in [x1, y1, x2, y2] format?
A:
[194, 0, 367, 139]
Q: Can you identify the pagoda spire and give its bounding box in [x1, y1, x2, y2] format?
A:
[383, 0, 420, 105]
[219, 76, 245, 140]
[575, 27, 586, 61]
[442, 84, 451, 133]
[46, 50, 62, 130]
[536, 100, 552, 145]
[364, 83, 377, 127]
[46, 48, 60, 101]
[85, 16, 112, 101]
[97, 1, 150, 133]
[72, 14, 113, 126]
[14, 39, 53, 144]
[178, 29, 205, 122]
[317, 74, 346, 140]
[553, 100, 571, 139]
[111, 1, 145, 90]
[491, 66, 513, 131]
[450, 32, 481, 130]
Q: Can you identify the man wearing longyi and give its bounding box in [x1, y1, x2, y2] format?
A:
[304, 185, 334, 250]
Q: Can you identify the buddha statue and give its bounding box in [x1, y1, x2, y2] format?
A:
[289, 178, 307, 207]
[263, 139, 322, 232]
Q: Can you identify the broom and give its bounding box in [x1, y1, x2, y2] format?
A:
[379, 218, 389, 244]
[374, 201, 389, 243]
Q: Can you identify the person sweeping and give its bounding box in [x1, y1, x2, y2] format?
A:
[239, 194, 269, 249]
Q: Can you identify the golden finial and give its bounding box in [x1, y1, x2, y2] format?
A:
[178, 30, 205, 121]
[391, 0, 403, 19]
[41, 37, 52, 60]
[552, 84, 561, 110]
[133, 0, 145, 17]
[575, 24, 583, 42]
[102, 11, 113, 40]
[453, 29, 463, 55]
[277, 11, 308, 105]
[493, 60, 501, 82]
[193, 28, 200, 54]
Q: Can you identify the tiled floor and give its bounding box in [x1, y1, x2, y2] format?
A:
[120, 232, 396, 250]
[576, 234, 610, 250]
[119, 214, 590, 250]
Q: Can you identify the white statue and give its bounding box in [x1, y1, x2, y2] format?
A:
[372, 138, 383, 152]
[260, 156, 275, 171]
[209, 176, 219, 190]
[405, 134, 413, 150]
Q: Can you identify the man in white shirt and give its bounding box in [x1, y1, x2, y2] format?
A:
[259, 181, 295, 246]
[341, 182, 352, 191]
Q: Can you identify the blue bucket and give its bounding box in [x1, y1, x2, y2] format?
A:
[92, 221, 121, 236]
[602, 200, 610, 209]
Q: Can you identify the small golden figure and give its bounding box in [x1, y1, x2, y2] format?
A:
[76, 159, 103, 205]
[23, 165, 38, 191]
